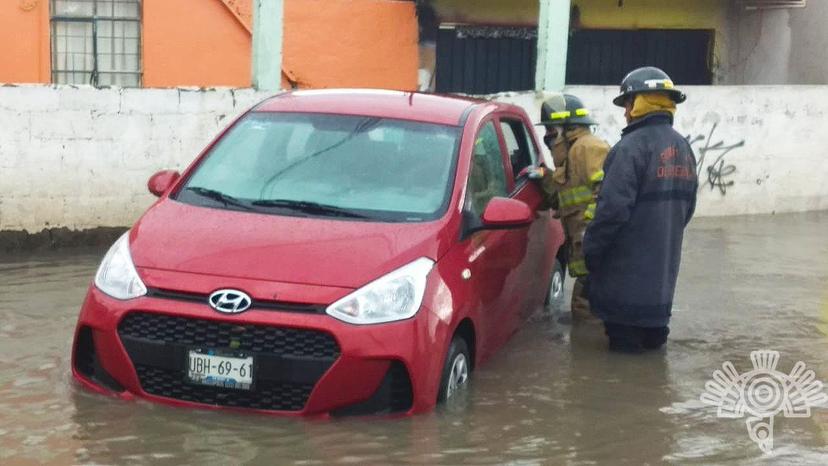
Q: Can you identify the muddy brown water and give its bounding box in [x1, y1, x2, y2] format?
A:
[1, 213, 827, 465]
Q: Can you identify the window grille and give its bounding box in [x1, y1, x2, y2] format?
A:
[436, 25, 537, 94]
[51, 0, 142, 87]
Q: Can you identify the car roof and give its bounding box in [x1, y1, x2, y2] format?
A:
[252, 89, 498, 126]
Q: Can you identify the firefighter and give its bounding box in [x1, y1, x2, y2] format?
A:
[583, 66, 699, 352]
[536, 93, 610, 323]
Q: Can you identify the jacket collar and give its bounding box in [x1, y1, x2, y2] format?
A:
[622, 112, 674, 135]
[565, 125, 591, 143]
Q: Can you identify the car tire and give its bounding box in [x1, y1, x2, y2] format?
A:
[544, 259, 566, 313]
[437, 336, 471, 403]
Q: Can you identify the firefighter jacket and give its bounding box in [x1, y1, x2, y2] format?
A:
[541, 126, 610, 277]
[583, 112, 698, 327]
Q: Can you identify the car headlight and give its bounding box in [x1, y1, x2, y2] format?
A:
[326, 257, 435, 325]
[94, 232, 147, 300]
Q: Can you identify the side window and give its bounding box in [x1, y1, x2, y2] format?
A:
[466, 121, 508, 215]
[500, 119, 538, 182]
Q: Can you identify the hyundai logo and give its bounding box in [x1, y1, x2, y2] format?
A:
[208, 289, 252, 314]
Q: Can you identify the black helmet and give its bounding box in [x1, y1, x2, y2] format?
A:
[537, 93, 597, 126]
[612, 66, 686, 107]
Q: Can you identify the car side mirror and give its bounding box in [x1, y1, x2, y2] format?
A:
[147, 170, 180, 197]
[481, 197, 533, 229]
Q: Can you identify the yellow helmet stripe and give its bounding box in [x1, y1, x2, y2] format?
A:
[575, 108, 589, 116]
[548, 111, 571, 120]
[645, 79, 675, 89]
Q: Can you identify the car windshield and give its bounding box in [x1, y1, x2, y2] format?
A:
[175, 112, 460, 222]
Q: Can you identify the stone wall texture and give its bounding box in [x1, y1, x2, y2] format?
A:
[2, 85, 827, 234]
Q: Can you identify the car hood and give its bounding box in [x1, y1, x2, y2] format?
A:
[129, 200, 452, 288]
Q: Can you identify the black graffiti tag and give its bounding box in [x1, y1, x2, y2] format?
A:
[686, 123, 745, 195]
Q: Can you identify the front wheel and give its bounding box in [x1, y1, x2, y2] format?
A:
[437, 336, 470, 403]
[544, 259, 566, 313]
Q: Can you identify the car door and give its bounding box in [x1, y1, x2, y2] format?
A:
[460, 119, 530, 355]
[496, 114, 551, 319]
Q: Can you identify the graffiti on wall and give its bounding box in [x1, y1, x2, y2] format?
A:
[686, 123, 745, 195]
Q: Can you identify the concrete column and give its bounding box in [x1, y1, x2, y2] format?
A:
[252, 0, 284, 91]
[535, 0, 571, 91]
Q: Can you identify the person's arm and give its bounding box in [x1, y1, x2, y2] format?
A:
[684, 142, 699, 226]
[575, 143, 609, 222]
[583, 144, 641, 269]
[538, 169, 560, 211]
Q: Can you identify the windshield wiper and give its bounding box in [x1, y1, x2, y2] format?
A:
[251, 199, 369, 219]
[183, 187, 254, 211]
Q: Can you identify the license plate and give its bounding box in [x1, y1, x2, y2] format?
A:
[187, 349, 254, 390]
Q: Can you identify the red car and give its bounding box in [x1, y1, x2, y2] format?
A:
[71, 90, 565, 416]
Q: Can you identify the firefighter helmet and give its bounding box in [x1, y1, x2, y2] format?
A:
[612, 66, 686, 107]
[537, 93, 597, 126]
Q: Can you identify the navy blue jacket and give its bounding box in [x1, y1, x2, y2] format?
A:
[583, 113, 698, 327]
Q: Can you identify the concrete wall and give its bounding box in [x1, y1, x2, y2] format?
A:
[723, 3, 828, 85]
[499, 86, 828, 217]
[788, 1, 828, 84]
[723, 7, 792, 85]
[2, 85, 828, 234]
[0, 85, 270, 232]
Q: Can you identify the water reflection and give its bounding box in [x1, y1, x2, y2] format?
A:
[1, 213, 828, 464]
[563, 324, 675, 464]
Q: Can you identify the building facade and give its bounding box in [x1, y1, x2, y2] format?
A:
[424, 0, 827, 93]
[0, 0, 418, 90]
[2, 1, 825, 93]
[2, 1, 828, 238]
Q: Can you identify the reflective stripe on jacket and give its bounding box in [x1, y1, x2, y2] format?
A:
[541, 127, 610, 277]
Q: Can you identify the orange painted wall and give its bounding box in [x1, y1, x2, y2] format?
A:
[282, 0, 418, 90]
[142, 0, 252, 88]
[0, 0, 50, 83]
[0, 0, 418, 90]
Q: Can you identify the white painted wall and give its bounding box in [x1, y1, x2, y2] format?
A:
[1, 85, 827, 233]
[498, 85, 828, 217]
[0, 86, 270, 232]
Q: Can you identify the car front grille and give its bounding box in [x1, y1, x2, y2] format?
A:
[134, 365, 313, 411]
[118, 312, 340, 411]
[119, 312, 340, 359]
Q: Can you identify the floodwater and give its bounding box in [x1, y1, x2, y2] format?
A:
[1, 212, 827, 465]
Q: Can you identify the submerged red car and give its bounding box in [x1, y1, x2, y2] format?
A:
[71, 89, 565, 416]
